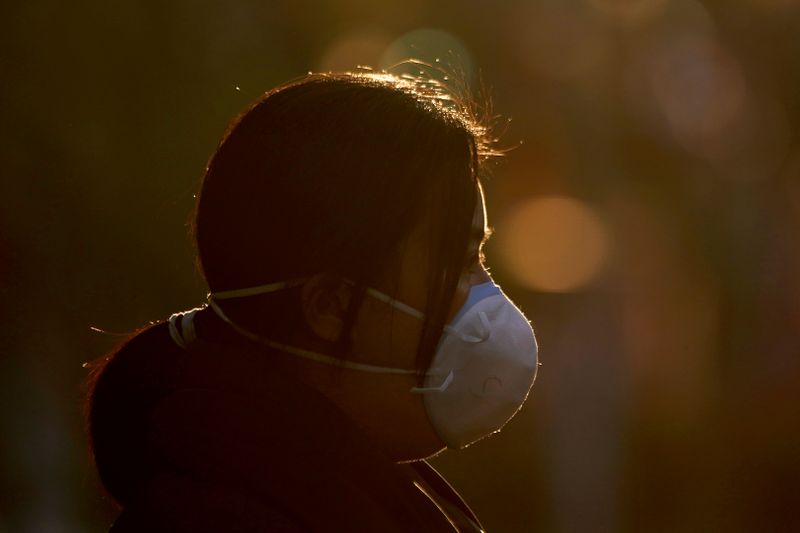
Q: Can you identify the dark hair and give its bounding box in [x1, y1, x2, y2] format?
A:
[85, 71, 496, 505]
[193, 71, 495, 371]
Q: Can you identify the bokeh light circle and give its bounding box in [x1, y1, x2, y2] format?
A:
[317, 28, 392, 73]
[649, 33, 747, 159]
[497, 196, 611, 292]
[379, 28, 473, 81]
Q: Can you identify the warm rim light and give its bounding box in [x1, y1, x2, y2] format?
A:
[497, 196, 611, 293]
[379, 28, 474, 80]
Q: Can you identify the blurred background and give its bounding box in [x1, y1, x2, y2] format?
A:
[2, 0, 799, 531]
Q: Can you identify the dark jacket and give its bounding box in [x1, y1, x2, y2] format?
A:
[89, 311, 484, 532]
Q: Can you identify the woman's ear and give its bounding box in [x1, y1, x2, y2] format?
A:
[300, 274, 353, 342]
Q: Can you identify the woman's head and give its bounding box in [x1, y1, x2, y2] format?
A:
[86, 70, 534, 494]
[194, 72, 497, 375]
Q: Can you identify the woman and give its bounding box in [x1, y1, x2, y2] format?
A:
[86, 71, 539, 532]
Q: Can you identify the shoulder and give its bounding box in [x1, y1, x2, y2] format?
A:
[88, 316, 472, 532]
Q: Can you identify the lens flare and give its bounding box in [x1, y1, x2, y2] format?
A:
[379, 28, 474, 81]
[649, 33, 747, 160]
[497, 196, 611, 292]
[317, 28, 393, 73]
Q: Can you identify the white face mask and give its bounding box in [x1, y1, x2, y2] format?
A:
[169, 279, 539, 449]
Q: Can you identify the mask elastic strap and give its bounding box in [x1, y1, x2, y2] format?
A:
[211, 276, 427, 321]
[205, 277, 455, 387]
[206, 298, 424, 376]
[211, 277, 308, 300]
[410, 370, 454, 394]
[366, 285, 497, 344]
[364, 287, 484, 347]
[363, 287, 425, 320]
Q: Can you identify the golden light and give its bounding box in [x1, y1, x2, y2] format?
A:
[496, 196, 611, 293]
[509, 2, 611, 81]
[317, 28, 393, 73]
[379, 28, 474, 80]
[587, 0, 668, 26]
[746, 0, 800, 9]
